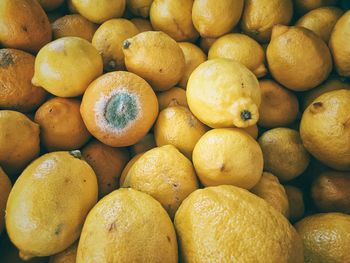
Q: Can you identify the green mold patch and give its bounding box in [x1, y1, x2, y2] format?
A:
[104, 91, 139, 130]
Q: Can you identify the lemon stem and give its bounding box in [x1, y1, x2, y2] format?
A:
[240, 110, 252, 121]
[123, 40, 131, 49]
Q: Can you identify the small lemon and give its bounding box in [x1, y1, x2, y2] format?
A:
[157, 87, 188, 110]
[284, 185, 305, 222]
[0, 167, 11, 234]
[126, 0, 153, 18]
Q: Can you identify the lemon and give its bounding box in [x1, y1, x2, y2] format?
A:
[130, 18, 153, 32]
[0, 110, 40, 177]
[32, 37, 103, 97]
[123, 31, 185, 91]
[49, 242, 78, 263]
[157, 87, 188, 110]
[5, 151, 98, 260]
[81, 140, 129, 198]
[294, 0, 339, 15]
[119, 153, 143, 186]
[295, 213, 350, 263]
[130, 133, 156, 156]
[150, 0, 199, 42]
[296, 6, 344, 43]
[329, 11, 350, 77]
[126, 0, 153, 18]
[284, 186, 305, 222]
[302, 77, 350, 110]
[311, 171, 350, 214]
[92, 19, 139, 71]
[192, 128, 263, 189]
[0, 167, 11, 234]
[174, 185, 303, 262]
[208, 33, 267, 77]
[251, 172, 289, 217]
[80, 71, 158, 147]
[178, 42, 207, 88]
[192, 0, 244, 38]
[123, 145, 198, 218]
[51, 14, 98, 42]
[154, 106, 208, 159]
[76, 188, 178, 263]
[259, 128, 310, 182]
[187, 58, 261, 128]
[258, 79, 299, 128]
[72, 0, 125, 23]
[267, 25, 332, 91]
[241, 0, 293, 43]
[300, 89, 350, 171]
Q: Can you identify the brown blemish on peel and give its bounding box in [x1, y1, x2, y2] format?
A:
[310, 102, 324, 114]
[55, 223, 64, 235]
[0, 50, 14, 68]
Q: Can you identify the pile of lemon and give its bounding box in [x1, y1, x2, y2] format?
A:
[0, 0, 350, 262]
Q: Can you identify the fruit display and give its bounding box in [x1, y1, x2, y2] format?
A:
[0, 1, 349, 262]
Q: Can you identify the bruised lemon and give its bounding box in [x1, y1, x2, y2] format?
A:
[302, 77, 350, 110]
[49, 242, 78, 263]
[80, 71, 158, 147]
[187, 58, 261, 128]
[192, 128, 263, 189]
[192, 0, 244, 38]
[300, 89, 350, 171]
[267, 25, 332, 91]
[329, 11, 350, 77]
[123, 31, 185, 91]
[0, 0, 52, 53]
[208, 33, 267, 77]
[150, 0, 199, 42]
[72, 0, 125, 23]
[0, 48, 47, 112]
[92, 19, 139, 71]
[32, 37, 103, 97]
[294, 0, 338, 15]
